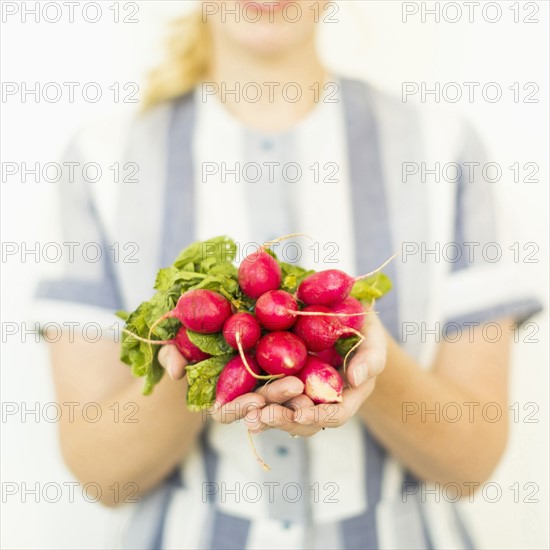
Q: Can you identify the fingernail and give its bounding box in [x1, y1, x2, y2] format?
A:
[353, 364, 368, 387]
[166, 357, 176, 380]
[284, 386, 302, 397]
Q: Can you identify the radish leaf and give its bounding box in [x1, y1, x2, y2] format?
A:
[187, 330, 233, 356]
[351, 273, 392, 302]
[186, 354, 234, 411]
[335, 335, 361, 358]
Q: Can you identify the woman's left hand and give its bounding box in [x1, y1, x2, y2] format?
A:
[245, 308, 388, 437]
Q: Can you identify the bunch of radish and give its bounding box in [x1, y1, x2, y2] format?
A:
[120, 236, 394, 411]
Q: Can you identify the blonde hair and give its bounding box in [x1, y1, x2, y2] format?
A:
[143, 11, 210, 109]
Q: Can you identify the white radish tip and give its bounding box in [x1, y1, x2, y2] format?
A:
[305, 378, 342, 404]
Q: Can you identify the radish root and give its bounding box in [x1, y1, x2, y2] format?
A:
[342, 328, 365, 374]
[355, 252, 400, 281]
[121, 329, 172, 346]
[263, 232, 312, 248]
[247, 430, 271, 472]
[145, 312, 177, 357]
[236, 333, 284, 381]
[290, 310, 370, 318]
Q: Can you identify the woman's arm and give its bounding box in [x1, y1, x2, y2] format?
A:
[247, 313, 512, 489]
[361, 317, 512, 486]
[48, 334, 298, 506]
[48, 335, 204, 507]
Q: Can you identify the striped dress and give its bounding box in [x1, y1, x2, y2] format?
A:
[36, 78, 541, 550]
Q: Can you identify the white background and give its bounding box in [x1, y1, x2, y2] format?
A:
[1, 1, 548, 548]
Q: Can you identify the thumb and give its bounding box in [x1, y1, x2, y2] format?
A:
[158, 345, 187, 380]
[347, 350, 370, 388]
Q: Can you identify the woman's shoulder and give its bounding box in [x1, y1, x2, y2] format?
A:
[345, 77, 473, 157]
[65, 101, 177, 162]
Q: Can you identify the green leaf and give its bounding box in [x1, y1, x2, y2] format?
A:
[154, 266, 204, 292]
[173, 241, 202, 269]
[187, 330, 232, 356]
[120, 237, 238, 397]
[186, 354, 234, 411]
[208, 262, 238, 279]
[194, 274, 230, 292]
[335, 335, 361, 358]
[119, 297, 179, 387]
[173, 236, 236, 270]
[116, 310, 130, 321]
[351, 273, 392, 303]
[142, 352, 165, 395]
[279, 262, 315, 294]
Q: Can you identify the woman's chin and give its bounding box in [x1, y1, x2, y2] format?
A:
[231, 25, 311, 57]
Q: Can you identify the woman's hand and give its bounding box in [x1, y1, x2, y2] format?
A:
[245, 309, 388, 437]
[157, 344, 305, 425]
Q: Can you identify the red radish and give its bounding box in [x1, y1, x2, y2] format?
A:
[297, 254, 399, 306]
[215, 353, 261, 406]
[331, 297, 365, 331]
[238, 250, 282, 299]
[255, 290, 298, 331]
[298, 356, 343, 404]
[123, 289, 233, 352]
[297, 270, 354, 306]
[293, 306, 361, 352]
[313, 346, 343, 368]
[256, 331, 308, 375]
[170, 289, 232, 334]
[173, 327, 210, 362]
[223, 312, 262, 350]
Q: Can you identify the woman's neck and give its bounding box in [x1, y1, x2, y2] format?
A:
[206, 34, 328, 133]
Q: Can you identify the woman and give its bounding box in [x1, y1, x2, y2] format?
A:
[37, 1, 541, 548]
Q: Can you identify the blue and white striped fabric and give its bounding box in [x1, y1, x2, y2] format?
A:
[36, 78, 542, 550]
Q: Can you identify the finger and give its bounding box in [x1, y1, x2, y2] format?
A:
[348, 312, 387, 388]
[285, 394, 317, 425]
[244, 415, 268, 434]
[245, 389, 310, 434]
[243, 400, 270, 433]
[258, 404, 322, 437]
[211, 393, 265, 424]
[158, 345, 187, 380]
[257, 376, 304, 404]
[259, 404, 298, 429]
[347, 348, 385, 388]
[302, 386, 372, 428]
